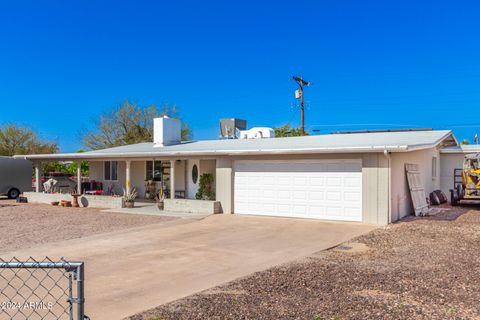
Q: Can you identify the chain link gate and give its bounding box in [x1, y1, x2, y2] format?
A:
[0, 257, 88, 320]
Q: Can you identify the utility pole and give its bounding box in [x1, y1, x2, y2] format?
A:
[291, 76, 311, 135]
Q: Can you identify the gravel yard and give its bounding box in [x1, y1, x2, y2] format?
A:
[129, 206, 480, 320]
[0, 199, 175, 253]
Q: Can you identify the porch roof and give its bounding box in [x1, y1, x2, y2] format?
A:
[14, 130, 457, 161]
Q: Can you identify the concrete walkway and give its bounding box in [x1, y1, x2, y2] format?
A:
[1, 214, 376, 319]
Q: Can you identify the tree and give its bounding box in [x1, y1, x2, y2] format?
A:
[0, 124, 58, 156]
[83, 100, 192, 150]
[43, 150, 89, 176]
[461, 139, 470, 145]
[273, 124, 309, 137]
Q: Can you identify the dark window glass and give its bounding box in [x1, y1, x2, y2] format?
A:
[111, 161, 118, 181]
[153, 161, 162, 181]
[192, 164, 199, 184]
[104, 161, 111, 180]
[146, 161, 153, 180]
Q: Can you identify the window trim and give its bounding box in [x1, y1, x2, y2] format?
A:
[432, 156, 438, 179]
[145, 160, 163, 182]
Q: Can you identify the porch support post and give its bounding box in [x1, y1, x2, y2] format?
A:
[126, 160, 132, 194]
[76, 160, 82, 194]
[34, 161, 42, 193]
[170, 160, 175, 199]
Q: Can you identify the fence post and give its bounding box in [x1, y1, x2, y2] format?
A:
[76, 262, 85, 320]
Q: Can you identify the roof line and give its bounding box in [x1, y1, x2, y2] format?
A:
[14, 145, 412, 160]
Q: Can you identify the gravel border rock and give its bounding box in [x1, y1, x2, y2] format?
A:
[128, 207, 480, 320]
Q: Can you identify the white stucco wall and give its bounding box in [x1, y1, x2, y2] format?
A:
[175, 160, 186, 191]
[200, 159, 216, 175]
[89, 161, 103, 181]
[130, 161, 146, 197]
[440, 153, 464, 198]
[390, 148, 440, 221]
[216, 158, 233, 214]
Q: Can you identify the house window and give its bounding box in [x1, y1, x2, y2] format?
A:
[146, 161, 163, 181]
[104, 161, 118, 181]
[432, 156, 438, 178]
[192, 164, 199, 184]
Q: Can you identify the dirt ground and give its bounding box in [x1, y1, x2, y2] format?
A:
[129, 206, 480, 320]
[0, 199, 176, 253]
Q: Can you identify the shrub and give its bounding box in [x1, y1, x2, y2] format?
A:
[195, 173, 215, 200]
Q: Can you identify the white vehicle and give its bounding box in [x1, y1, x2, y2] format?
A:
[0, 157, 32, 199]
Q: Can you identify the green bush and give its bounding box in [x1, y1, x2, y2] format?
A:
[195, 173, 215, 200]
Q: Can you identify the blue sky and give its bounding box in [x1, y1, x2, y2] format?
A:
[0, 1, 479, 152]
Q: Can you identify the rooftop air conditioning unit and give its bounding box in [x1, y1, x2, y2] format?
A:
[219, 118, 247, 139]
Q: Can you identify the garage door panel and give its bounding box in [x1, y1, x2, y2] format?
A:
[326, 191, 342, 201]
[277, 177, 291, 185]
[344, 177, 361, 187]
[263, 176, 276, 185]
[309, 191, 325, 200]
[293, 205, 307, 215]
[235, 176, 248, 186]
[344, 191, 361, 202]
[263, 190, 276, 199]
[277, 204, 292, 214]
[307, 206, 326, 215]
[293, 177, 307, 185]
[325, 206, 343, 216]
[326, 177, 342, 187]
[309, 177, 324, 186]
[293, 191, 307, 200]
[234, 160, 362, 222]
[248, 189, 261, 198]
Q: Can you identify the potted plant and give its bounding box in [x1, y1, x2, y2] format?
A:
[145, 179, 156, 200]
[195, 173, 215, 200]
[123, 187, 138, 208]
[156, 186, 165, 210]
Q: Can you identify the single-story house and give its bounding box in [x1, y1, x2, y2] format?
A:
[15, 116, 472, 225]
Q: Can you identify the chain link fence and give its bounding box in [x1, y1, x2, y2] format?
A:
[0, 257, 88, 320]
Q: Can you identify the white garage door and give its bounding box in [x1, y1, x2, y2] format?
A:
[234, 160, 362, 222]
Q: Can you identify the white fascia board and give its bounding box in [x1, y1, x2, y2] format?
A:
[14, 145, 412, 161]
[440, 148, 480, 154]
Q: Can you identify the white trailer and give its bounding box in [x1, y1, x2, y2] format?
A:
[0, 156, 32, 198]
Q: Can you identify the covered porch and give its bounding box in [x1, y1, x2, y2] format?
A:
[26, 156, 219, 212]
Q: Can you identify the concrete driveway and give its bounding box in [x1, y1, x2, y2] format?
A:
[2, 214, 376, 319]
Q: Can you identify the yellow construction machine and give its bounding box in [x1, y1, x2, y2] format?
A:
[451, 153, 480, 205]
